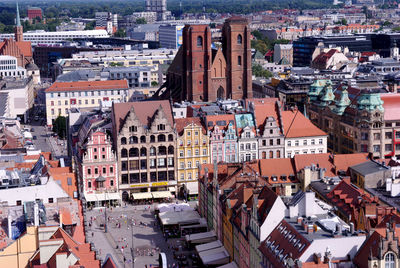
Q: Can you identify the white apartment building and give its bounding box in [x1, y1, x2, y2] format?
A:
[282, 111, 328, 158]
[0, 30, 109, 45]
[44, 80, 130, 126]
[0, 56, 26, 78]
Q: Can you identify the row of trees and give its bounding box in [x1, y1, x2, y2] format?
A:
[0, 0, 333, 24]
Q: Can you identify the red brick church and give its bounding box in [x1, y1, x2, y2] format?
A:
[0, 3, 33, 67]
[165, 17, 253, 102]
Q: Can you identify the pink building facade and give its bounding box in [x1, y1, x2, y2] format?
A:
[80, 130, 120, 207]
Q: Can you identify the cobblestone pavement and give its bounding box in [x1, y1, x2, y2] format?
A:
[85, 203, 197, 268]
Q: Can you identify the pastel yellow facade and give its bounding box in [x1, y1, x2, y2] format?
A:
[177, 123, 209, 186]
[0, 226, 38, 268]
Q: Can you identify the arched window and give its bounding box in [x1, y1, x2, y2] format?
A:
[168, 134, 174, 142]
[129, 136, 138, 144]
[262, 152, 266, 159]
[150, 146, 156, 156]
[158, 146, 167, 155]
[158, 134, 166, 142]
[121, 137, 127, 145]
[385, 253, 395, 268]
[121, 148, 128, 158]
[140, 136, 146, 143]
[197, 36, 203, 47]
[150, 135, 156, 143]
[140, 147, 147, 156]
[168, 145, 174, 155]
[129, 148, 138, 157]
[269, 151, 273, 159]
[237, 34, 242, 44]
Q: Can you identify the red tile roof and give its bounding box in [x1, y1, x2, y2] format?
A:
[258, 219, 311, 268]
[259, 158, 298, 184]
[204, 114, 236, 131]
[112, 100, 174, 133]
[0, 39, 32, 57]
[282, 110, 326, 138]
[175, 117, 206, 135]
[381, 94, 400, 121]
[45, 80, 129, 92]
[294, 153, 336, 176]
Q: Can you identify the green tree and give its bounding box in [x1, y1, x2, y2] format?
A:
[252, 64, 273, 79]
[383, 21, 392, 27]
[114, 29, 126, 38]
[52, 116, 67, 140]
[84, 21, 96, 30]
[392, 26, 400, 32]
[151, 81, 159, 87]
[136, 17, 147, 24]
[340, 18, 347, 25]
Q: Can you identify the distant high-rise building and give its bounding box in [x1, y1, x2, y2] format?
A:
[159, 24, 184, 49]
[27, 7, 42, 20]
[146, 0, 167, 21]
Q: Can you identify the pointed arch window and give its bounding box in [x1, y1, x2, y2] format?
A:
[237, 34, 243, 44]
[197, 36, 203, 47]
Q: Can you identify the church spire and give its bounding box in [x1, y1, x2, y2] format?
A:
[16, 2, 21, 27]
[14, 2, 23, 42]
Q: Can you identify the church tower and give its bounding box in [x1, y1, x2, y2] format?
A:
[14, 3, 23, 42]
[222, 17, 253, 100]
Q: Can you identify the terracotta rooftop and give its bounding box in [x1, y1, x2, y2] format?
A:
[0, 39, 32, 57]
[175, 117, 206, 136]
[259, 158, 298, 184]
[204, 114, 236, 131]
[282, 110, 326, 138]
[113, 100, 173, 133]
[45, 80, 129, 92]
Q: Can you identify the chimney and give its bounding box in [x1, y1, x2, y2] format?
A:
[314, 253, 322, 264]
[318, 168, 326, 180]
[297, 217, 303, 224]
[305, 191, 315, 218]
[307, 225, 314, 234]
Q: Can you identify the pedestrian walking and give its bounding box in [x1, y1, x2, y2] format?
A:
[91, 232, 94, 237]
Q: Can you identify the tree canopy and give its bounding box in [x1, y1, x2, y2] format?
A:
[52, 116, 67, 140]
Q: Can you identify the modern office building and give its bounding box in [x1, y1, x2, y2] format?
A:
[159, 24, 184, 49]
[0, 30, 110, 46]
[293, 35, 372, 67]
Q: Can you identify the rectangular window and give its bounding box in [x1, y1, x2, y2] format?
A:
[373, 145, 380, 152]
[203, 149, 207, 155]
[374, 133, 381, 140]
[238, 55, 242, 66]
[303, 140, 307, 145]
[386, 132, 393, 139]
[319, 139, 323, 144]
[385, 144, 393, 151]
[180, 150, 184, 157]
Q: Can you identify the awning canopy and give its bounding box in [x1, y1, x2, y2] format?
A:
[199, 247, 230, 266]
[152, 191, 174, 199]
[185, 230, 217, 244]
[180, 218, 207, 230]
[185, 182, 198, 195]
[217, 262, 238, 268]
[195, 240, 223, 253]
[85, 192, 121, 202]
[159, 210, 200, 226]
[132, 192, 153, 200]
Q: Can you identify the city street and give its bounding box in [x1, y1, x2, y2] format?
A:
[85, 204, 196, 268]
